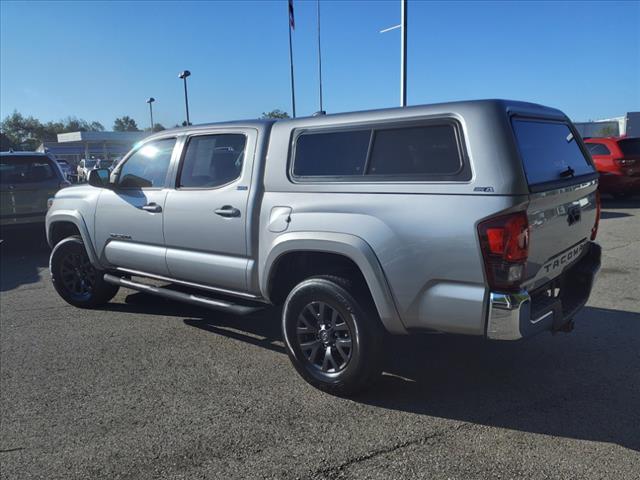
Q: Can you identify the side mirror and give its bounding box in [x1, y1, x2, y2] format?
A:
[88, 168, 112, 188]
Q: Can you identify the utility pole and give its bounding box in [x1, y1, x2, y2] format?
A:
[288, 0, 297, 118]
[400, 0, 407, 107]
[380, 0, 408, 107]
[317, 0, 325, 114]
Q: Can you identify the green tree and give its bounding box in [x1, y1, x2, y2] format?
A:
[113, 116, 140, 132]
[146, 123, 165, 132]
[1, 110, 105, 150]
[89, 121, 105, 132]
[261, 109, 290, 119]
[0, 111, 44, 150]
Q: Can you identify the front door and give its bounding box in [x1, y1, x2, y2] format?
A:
[163, 130, 255, 292]
[94, 137, 177, 275]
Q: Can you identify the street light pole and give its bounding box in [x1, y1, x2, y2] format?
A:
[146, 97, 155, 131]
[400, 0, 407, 107]
[178, 70, 191, 125]
[317, 0, 324, 114]
[380, 0, 408, 107]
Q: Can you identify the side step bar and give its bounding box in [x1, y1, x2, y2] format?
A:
[103, 274, 264, 316]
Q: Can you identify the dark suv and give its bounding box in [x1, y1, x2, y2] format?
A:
[1, 152, 69, 229]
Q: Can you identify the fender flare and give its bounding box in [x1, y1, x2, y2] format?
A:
[261, 232, 407, 335]
[46, 210, 102, 269]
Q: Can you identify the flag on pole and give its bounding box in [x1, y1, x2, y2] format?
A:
[289, 0, 295, 30]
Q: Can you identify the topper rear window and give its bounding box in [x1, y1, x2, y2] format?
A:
[512, 119, 595, 186]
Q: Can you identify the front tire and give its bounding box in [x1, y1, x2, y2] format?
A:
[282, 276, 384, 396]
[50, 236, 119, 308]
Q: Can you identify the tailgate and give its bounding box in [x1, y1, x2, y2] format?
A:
[525, 182, 598, 290]
[511, 118, 599, 291]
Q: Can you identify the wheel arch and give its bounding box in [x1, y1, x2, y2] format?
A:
[46, 211, 102, 268]
[261, 232, 406, 334]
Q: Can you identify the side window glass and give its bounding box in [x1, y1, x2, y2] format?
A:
[117, 138, 176, 189]
[29, 161, 55, 182]
[368, 124, 462, 176]
[178, 134, 246, 188]
[293, 130, 371, 177]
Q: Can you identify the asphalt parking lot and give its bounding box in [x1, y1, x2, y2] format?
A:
[1, 198, 639, 480]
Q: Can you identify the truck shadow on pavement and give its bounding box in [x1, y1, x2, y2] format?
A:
[361, 306, 640, 452]
[0, 227, 50, 292]
[118, 292, 640, 452]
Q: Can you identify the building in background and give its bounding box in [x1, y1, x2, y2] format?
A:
[37, 131, 149, 166]
[574, 112, 640, 138]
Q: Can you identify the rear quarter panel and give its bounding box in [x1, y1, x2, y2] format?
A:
[258, 100, 550, 335]
[260, 191, 525, 335]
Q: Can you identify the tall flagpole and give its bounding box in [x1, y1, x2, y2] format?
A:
[288, 0, 297, 118]
[400, 0, 407, 107]
[317, 0, 324, 113]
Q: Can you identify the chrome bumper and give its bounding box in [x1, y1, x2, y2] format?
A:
[486, 242, 601, 341]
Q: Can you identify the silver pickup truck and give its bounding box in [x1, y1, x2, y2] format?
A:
[46, 100, 601, 395]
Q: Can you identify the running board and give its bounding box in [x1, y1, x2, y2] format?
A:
[103, 274, 264, 316]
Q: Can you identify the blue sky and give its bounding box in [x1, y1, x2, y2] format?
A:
[1, 0, 638, 129]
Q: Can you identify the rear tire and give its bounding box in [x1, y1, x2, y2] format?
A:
[282, 275, 384, 396]
[50, 236, 119, 308]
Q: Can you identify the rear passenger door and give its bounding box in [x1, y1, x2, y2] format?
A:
[163, 130, 257, 292]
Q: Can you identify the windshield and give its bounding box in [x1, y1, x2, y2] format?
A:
[618, 138, 640, 157]
[512, 118, 595, 185]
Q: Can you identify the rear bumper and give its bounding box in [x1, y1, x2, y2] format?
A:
[486, 242, 601, 340]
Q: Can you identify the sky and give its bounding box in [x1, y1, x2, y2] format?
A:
[1, 0, 639, 130]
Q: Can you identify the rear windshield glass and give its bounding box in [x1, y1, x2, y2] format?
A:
[0, 155, 57, 184]
[512, 119, 595, 185]
[618, 138, 640, 157]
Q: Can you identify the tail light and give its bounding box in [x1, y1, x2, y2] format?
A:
[478, 211, 529, 291]
[591, 190, 601, 241]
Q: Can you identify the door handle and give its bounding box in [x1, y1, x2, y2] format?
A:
[141, 202, 162, 213]
[214, 205, 241, 218]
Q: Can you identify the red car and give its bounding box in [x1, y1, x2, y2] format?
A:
[585, 136, 640, 198]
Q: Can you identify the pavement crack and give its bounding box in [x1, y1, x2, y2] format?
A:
[307, 422, 472, 479]
[0, 447, 24, 453]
